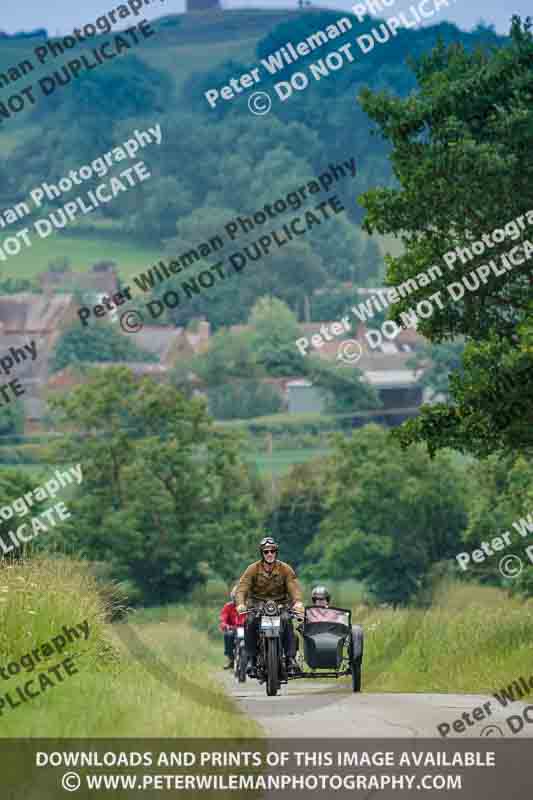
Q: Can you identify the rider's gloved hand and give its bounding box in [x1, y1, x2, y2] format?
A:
[293, 602, 304, 616]
[236, 604, 247, 614]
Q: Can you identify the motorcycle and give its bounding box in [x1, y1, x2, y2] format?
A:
[245, 600, 300, 697]
[245, 602, 363, 697]
[233, 624, 247, 683]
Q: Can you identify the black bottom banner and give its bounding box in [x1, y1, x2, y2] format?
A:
[0, 738, 531, 798]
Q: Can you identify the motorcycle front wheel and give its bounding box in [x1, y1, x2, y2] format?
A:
[237, 644, 247, 683]
[265, 637, 280, 697]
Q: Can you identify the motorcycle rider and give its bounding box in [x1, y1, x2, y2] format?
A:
[219, 585, 246, 670]
[236, 537, 304, 677]
[307, 585, 339, 622]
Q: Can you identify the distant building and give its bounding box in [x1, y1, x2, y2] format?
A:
[0, 288, 212, 431]
[300, 320, 426, 423]
[229, 319, 428, 424]
[46, 322, 212, 396]
[187, 0, 220, 11]
[287, 380, 324, 414]
[0, 292, 77, 431]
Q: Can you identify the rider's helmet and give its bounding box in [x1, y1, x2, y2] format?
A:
[230, 584, 238, 602]
[311, 585, 330, 605]
[259, 536, 279, 560]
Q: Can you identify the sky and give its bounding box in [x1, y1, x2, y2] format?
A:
[0, 0, 525, 36]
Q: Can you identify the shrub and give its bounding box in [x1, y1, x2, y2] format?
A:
[208, 380, 283, 420]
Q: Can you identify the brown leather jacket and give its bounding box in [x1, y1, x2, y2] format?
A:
[236, 559, 303, 608]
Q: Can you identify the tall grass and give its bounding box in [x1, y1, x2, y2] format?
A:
[0, 558, 259, 737]
[355, 581, 533, 694]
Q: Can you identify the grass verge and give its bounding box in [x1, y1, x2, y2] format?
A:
[0, 558, 260, 737]
[356, 582, 533, 696]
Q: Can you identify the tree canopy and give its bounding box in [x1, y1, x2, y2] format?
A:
[46, 368, 264, 603]
[358, 16, 533, 458]
[51, 321, 159, 372]
[302, 425, 469, 604]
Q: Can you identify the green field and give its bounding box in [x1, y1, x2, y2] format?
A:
[0, 449, 332, 481]
[5, 224, 396, 284]
[250, 448, 332, 477]
[7, 232, 162, 279]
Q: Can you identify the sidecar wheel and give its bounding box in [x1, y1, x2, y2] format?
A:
[351, 657, 362, 693]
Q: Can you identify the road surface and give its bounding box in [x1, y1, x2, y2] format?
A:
[220, 672, 532, 738]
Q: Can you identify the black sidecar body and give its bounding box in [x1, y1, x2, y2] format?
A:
[292, 606, 363, 692]
[303, 606, 351, 669]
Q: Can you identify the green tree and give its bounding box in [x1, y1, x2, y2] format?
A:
[208, 381, 283, 420]
[0, 469, 48, 560]
[0, 276, 39, 293]
[305, 357, 380, 413]
[248, 296, 306, 376]
[266, 461, 329, 571]
[47, 368, 262, 603]
[50, 321, 158, 372]
[358, 16, 533, 458]
[190, 329, 262, 387]
[458, 453, 533, 593]
[407, 340, 465, 401]
[0, 400, 25, 438]
[186, 325, 284, 419]
[47, 257, 71, 273]
[304, 425, 468, 604]
[200, 436, 265, 587]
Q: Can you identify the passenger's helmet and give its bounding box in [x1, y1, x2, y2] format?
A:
[259, 537, 279, 558]
[311, 585, 330, 603]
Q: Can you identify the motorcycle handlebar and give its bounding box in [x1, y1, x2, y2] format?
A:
[241, 605, 304, 620]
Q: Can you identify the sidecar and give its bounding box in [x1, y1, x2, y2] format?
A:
[292, 606, 363, 692]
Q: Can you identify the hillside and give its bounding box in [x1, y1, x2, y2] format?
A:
[0, 8, 505, 325]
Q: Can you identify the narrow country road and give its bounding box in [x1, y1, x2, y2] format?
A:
[219, 673, 532, 738]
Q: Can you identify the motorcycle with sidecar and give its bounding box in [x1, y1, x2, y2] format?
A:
[246, 600, 363, 696]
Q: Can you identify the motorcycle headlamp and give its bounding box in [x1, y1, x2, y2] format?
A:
[264, 600, 278, 616]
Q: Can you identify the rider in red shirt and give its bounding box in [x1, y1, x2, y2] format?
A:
[220, 585, 247, 669]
